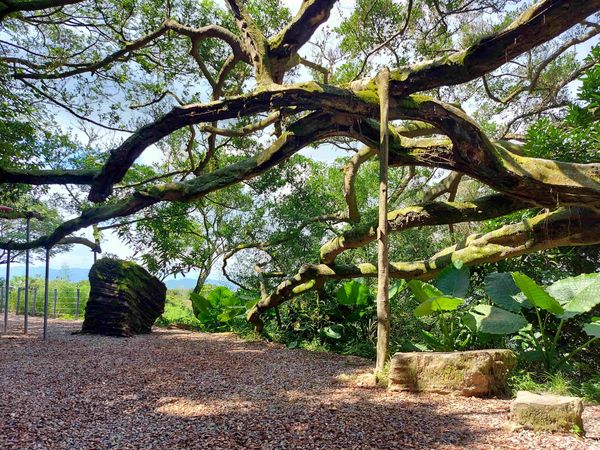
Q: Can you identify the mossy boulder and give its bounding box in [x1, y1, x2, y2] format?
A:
[509, 391, 584, 433]
[388, 350, 516, 396]
[82, 258, 166, 337]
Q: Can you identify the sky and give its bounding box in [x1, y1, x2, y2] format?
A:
[11, 0, 599, 281]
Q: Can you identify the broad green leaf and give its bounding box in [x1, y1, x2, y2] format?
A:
[435, 265, 470, 297]
[549, 275, 600, 320]
[414, 296, 464, 317]
[337, 281, 369, 306]
[321, 326, 342, 339]
[583, 322, 600, 338]
[407, 280, 444, 302]
[389, 280, 406, 300]
[512, 273, 564, 315]
[469, 304, 528, 335]
[484, 272, 524, 312]
[206, 286, 237, 307]
[217, 309, 237, 323]
[547, 273, 600, 305]
[190, 293, 211, 318]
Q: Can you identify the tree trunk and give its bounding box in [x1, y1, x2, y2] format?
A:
[192, 266, 211, 295]
[376, 69, 391, 373]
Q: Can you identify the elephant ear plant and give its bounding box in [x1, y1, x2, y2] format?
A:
[407, 263, 527, 351]
[487, 272, 600, 371]
[191, 287, 257, 330]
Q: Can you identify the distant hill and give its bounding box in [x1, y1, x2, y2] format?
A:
[7, 266, 236, 290]
[165, 277, 237, 291]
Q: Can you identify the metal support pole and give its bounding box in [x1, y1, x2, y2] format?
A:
[93, 250, 97, 264]
[3, 249, 10, 333]
[24, 216, 30, 333]
[53, 289, 57, 318]
[43, 247, 50, 340]
[75, 288, 80, 319]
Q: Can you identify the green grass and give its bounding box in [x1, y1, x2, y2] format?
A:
[509, 370, 600, 404]
[155, 290, 201, 330]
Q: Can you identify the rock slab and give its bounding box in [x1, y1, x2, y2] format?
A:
[388, 349, 516, 396]
[82, 258, 166, 337]
[509, 391, 584, 433]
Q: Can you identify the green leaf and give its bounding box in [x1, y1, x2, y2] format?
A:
[583, 322, 600, 338]
[337, 281, 370, 306]
[389, 280, 405, 300]
[414, 296, 464, 317]
[484, 272, 525, 312]
[190, 293, 211, 318]
[512, 273, 564, 315]
[547, 273, 600, 305]
[435, 264, 470, 297]
[407, 280, 443, 302]
[547, 275, 600, 320]
[419, 329, 446, 351]
[469, 304, 528, 335]
[321, 326, 342, 339]
[206, 286, 237, 307]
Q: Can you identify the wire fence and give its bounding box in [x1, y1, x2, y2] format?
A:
[0, 286, 88, 319]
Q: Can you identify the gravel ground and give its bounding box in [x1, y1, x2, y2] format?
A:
[0, 315, 598, 450]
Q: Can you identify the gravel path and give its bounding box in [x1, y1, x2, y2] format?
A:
[1, 315, 598, 449]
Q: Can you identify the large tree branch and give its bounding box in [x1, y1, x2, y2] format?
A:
[269, 0, 337, 74]
[249, 206, 600, 330]
[0, 166, 99, 185]
[0, 0, 82, 20]
[351, 0, 600, 98]
[0, 112, 347, 250]
[13, 19, 247, 80]
[319, 194, 529, 264]
[224, 0, 272, 83]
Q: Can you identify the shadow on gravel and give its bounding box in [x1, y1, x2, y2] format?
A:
[2, 318, 594, 449]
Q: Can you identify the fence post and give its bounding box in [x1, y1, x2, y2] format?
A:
[32, 287, 37, 316]
[3, 249, 10, 332]
[53, 289, 57, 318]
[24, 216, 30, 333]
[43, 247, 50, 340]
[75, 288, 80, 319]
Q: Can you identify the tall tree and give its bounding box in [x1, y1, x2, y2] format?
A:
[0, 0, 599, 354]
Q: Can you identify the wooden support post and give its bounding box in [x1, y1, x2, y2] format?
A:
[376, 68, 391, 373]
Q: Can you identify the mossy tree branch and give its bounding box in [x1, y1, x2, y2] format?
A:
[249, 207, 600, 330]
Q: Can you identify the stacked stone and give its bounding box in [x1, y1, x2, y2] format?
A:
[82, 258, 166, 337]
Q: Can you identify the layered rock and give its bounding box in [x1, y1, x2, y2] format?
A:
[388, 350, 516, 396]
[82, 258, 166, 337]
[509, 391, 584, 433]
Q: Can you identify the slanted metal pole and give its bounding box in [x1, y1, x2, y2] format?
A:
[4, 249, 10, 333]
[43, 247, 50, 340]
[24, 217, 30, 334]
